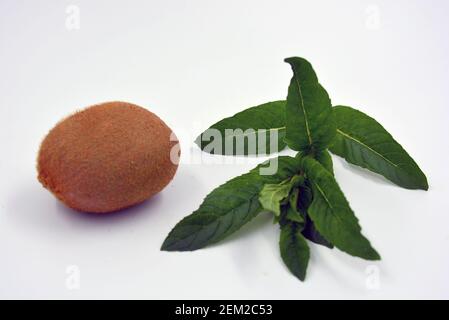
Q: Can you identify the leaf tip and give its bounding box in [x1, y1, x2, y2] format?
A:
[160, 236, 185, 252]
[287, 262, 308, 282]
[194, 134, 203, 150]
[420, 176, 429, 191]
[365, 248, 381, 261]
[409, 168, 429, 190]
[297, 271, 307, 282]
[160, 239, 172, 252]
[284, 56, 309, 65]
[289, 260, 308, 281]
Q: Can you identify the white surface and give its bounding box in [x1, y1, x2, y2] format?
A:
[1, 0, 448, 299]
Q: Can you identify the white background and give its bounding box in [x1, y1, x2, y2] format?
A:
[1, 0, 448, 299]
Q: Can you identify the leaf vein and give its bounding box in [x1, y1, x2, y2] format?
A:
[337, 129, 398, 168]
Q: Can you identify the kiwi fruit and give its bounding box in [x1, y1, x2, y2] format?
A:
[37, 101, 179, 213]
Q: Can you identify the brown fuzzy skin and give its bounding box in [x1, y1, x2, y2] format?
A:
[37, 101, 179, 213]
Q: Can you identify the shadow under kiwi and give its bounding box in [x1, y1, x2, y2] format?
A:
[55, 193, 164, 225]
[10, 179, 164, 237]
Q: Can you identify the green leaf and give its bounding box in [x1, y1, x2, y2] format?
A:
[286, 206, 304, 224]
[195, 101, 287, 155]
[297, 182, 313, 212]
[302, 157, 380, 260]
[161, 156, 301, 251]
[279, 222, 310, 281]
[284, 57, 336, 152]
[286, 188, 305, 223]
[329, 106, 428, 190]
[315, 149, 334, 175]
[259, 179, 293, 217]
[302, 214, 333, 249]
[259, 175, 303, 217]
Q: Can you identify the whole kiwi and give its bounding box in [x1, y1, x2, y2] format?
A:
[37, 101, 179, 213]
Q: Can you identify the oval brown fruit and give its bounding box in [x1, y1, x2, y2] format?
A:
[37, 101, 179, 213]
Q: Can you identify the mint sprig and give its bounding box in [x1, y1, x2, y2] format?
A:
[162, 56, 428, 281]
